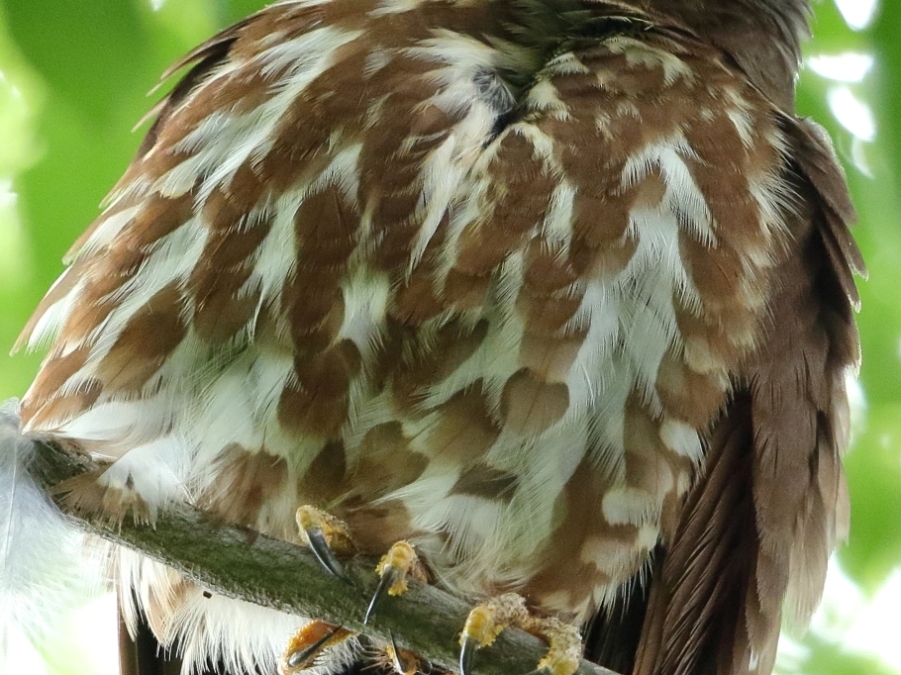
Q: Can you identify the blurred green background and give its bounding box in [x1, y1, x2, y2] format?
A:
[0, 1, 899, 674]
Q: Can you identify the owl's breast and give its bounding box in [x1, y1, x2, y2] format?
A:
[307, 33, 791, 620]
[17, 4, 790, 623]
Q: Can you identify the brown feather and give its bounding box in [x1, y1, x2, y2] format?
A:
[632, 393, 758, 675]
[632, 109, 860, 674]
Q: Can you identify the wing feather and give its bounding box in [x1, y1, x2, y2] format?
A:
[633, 113, 860, 675]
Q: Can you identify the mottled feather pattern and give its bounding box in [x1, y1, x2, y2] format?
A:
[11, 1, 859, 674]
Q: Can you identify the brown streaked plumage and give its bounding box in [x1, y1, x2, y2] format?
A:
[10, 1, 860, 674]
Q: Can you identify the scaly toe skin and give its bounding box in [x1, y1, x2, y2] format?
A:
[296, 505, 356, 578]
[365, 540, 426, 624]
[522, 617, 580, 675]
[458, 594, 581, 675]
[280, 620, 353, 675]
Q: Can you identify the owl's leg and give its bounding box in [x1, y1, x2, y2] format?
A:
[365, 540, 428, 623]
[459, 594, 581, 675]
[296, 505, 356, 577]
[280, 620, 353, 674]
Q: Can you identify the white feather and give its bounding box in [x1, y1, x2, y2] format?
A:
[116, 549, 323, 675]
[0, 401, 105, 666]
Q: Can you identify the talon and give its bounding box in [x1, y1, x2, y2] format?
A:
[384, 633, 425, 675]
[459, 633, 479, 675]
[296, 505, 355, 579]
[388, 633, 406, 673]
[365, 632, 429, 675]
[306, 526, 345, 577]
[280, 621, 352, 674]
[365, 541, 425, 624]
[365, 566, 397, 623]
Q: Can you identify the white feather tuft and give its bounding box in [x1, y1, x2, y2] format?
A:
[0, 400, 105, 666]
[116, 548, 315, 675]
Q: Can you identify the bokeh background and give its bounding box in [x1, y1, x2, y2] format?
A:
[0, 1, 899, 674]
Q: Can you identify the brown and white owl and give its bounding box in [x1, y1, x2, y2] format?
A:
[1, 2, 862, 675]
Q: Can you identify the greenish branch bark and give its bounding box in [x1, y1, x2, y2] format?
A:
[26, 436, 619, 675]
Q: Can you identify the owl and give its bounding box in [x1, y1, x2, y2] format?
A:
[2, 1, 862, 675]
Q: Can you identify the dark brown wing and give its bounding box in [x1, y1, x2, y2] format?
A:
[628, 118, 860, 675]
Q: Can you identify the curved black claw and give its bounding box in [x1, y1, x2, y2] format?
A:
[388, 633, 407, 674]
[364, 564, 400, 624]
[459, 634, 478, 675]
[306, 526, 346, 578]
[286, 624, 345, 670]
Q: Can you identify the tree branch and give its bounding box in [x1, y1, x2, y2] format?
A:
[25, 435, 620, 675]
